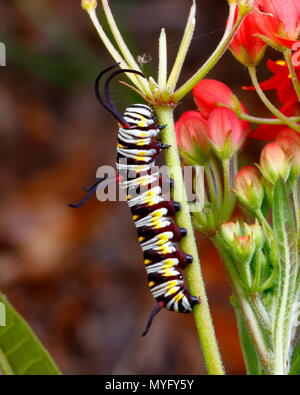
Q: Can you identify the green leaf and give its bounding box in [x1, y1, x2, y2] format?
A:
[234, 301, 263, 375]
[0, 293, 61, 375]
[289, 332, 300, 375]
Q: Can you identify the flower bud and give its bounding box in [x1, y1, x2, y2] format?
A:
[81, 0, 97, 12]
[276, 129, 300, 180]
[234, 166, 265, 211]
[230, 11, 267, 66]
[207, 108, 246, 160]
[220, 221, 241, 248]
[259, 142, 291, 184]
[245, 222, 265, 250]
[219, 222, 255, 266]
[218, 220, 268, 291]
[175, 111, 210, 165]
[193, 79, 249, 133]
[193, 80, 236, 120]
[233, 233, 256, 263]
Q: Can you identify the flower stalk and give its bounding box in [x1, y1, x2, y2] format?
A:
[156, 106, 225, 375]
[172, 2, 246, 102]
[248, 66, 300, 133]
[283, 49, 300, 103]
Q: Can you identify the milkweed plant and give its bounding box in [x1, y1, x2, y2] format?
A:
[79, 0, 300, 376]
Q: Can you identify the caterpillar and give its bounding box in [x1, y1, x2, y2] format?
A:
[70, 65, 199, 335]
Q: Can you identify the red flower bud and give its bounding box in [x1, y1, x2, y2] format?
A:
[234, 166, 264, 210]
[276, 129, 300, 177]
[193, 80, 236, 118]
[230, 11, 267, 66]
[260, 142, 290, 184]
[207, 108, 246, 159]
[175, 111, 210, 164]
[192, 79, 249, 131]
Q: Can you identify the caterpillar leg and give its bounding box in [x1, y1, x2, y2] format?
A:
[141, 301, 165, 337]
[68, 175, 117, 208]
[83, 178, 106, 192]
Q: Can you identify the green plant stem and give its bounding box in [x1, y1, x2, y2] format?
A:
[292, 184, 300, 237]
[100, 0, 152, 97]
[272, 263, 291, 375]
[155, 106, 225, 375]
[86, 9, 150, 97]
[158, 28, 168, 91]
[173, 3, 245, 102]
[248, 66, 300, 133]
[256, 209, 273, 237]
[209, 158, 223, 210]
[235, 112, 300, 125]
[221, 158, 236, 221]
[284, 50, 300, 103]
[251, 296, 272, 334]
[167, 0, 196, 92]
[213, 240, 272, 373]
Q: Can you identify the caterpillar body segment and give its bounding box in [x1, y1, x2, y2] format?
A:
[117, 104, 199, 335]
[70, 66, 199, 335]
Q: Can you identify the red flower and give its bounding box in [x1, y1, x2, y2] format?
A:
[193, 79, 249, 130]
[254, 0, 300, 49]
[207, 108, 246, 159]
[230, 10, 267, 66]
[244, 58, 300, 140]
[244, 59, 300, 104]
[175, 111, 210, 164]
[249, 101, 300, 140]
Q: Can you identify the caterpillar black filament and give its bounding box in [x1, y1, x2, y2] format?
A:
[70, 65, 199, 335]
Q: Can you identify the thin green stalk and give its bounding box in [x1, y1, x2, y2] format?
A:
[284, 50, 300, 103]
[292, 184, 300, 238]
[204, 164, 218, 206]
[272, 262, 291, 375]
[248, 66, 300, 133]
[221, 158, 236, 221]
[158, 28, 168, 91]
[156, 106, 224, 375]
[100, 0, 152, 97]
[167, 0, 196, 92]
[235, 112, 300, 125]
[251, 296, 272, 334]
[214, 239, 272, 373]
[256, 209, 273, 237]
[238, 292, 272, 374]
[173, 3, 244, 102]
[86, 8, 149, 96]
[208, 158, 223, 210]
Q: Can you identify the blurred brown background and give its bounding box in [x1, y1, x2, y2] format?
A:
[0, 0, 274, 375]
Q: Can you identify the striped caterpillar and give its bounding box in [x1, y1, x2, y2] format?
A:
[70, 65, 199, 335]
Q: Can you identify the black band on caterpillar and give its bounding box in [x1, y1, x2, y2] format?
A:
[70, 66, 199, 335]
